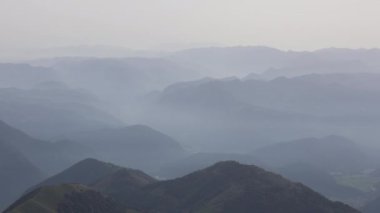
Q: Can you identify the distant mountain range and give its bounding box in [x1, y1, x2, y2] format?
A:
[140, 72, 380, 151]
[0, 120, 91, 175]
[156, 136, 369, 206]
[253, 135, 370, 173]
[0, 119, 187, 211]
[0, 117, 188, 174]
[3, 46, 380, 140]
[30, 57, 198, 106]
[0, 120, 96, 210]
[2, 46, 380, 212]
[168, 46, 380, 77]
[0, 82, 122, 139]
[4, 46, 380, 101]
[64, 125, 187, 173]
[5, 159, 360, 213]
[0, 115, 370, 211]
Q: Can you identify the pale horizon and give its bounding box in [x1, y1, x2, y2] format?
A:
[1, 0, 380, 53]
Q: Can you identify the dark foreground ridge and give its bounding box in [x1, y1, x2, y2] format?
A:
[5, 160, 360, 213]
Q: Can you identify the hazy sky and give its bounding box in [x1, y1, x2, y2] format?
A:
[1, 0, 380, 51]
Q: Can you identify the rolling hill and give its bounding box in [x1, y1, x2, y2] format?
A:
[107, 161, 360, 213]
[7, 160, 360, 213]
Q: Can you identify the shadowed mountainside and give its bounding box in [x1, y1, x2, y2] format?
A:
[6, 160, 360, 213]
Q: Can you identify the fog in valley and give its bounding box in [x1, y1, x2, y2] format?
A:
[1, 1, 380, 213]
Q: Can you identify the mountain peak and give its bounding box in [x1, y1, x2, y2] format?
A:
[31, 158, 123, 190]
[121, 161, 359, 213]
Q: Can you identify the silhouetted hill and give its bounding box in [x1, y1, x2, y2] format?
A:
[110, 161, 359, 213]
[30, 158, 156, 200]
[7, 160, 360, 213]
[157, 151, 365, 204]
[253, 135, 369, 173]
[157, 152, 263, 179]
[6, 158, 156, 213]
[66, 125, 186, 173]
[158, 152, 364, 206]
[32, 158, 124, 190]
[4, 184, 124, 213]
[22, 159, 156, 212]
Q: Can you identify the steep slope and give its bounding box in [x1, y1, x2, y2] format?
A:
[159, 152, 364, 205]
[253, 135, 369, 173]
[157, 73, 380, 117]
[66, 125, 186, 173]
[109, 161, 359, 213]
[0, 141, 44, 211]
[0, 120, 92, 175]
[8, 159, 156, 213]
[4, 184, 124, 213]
